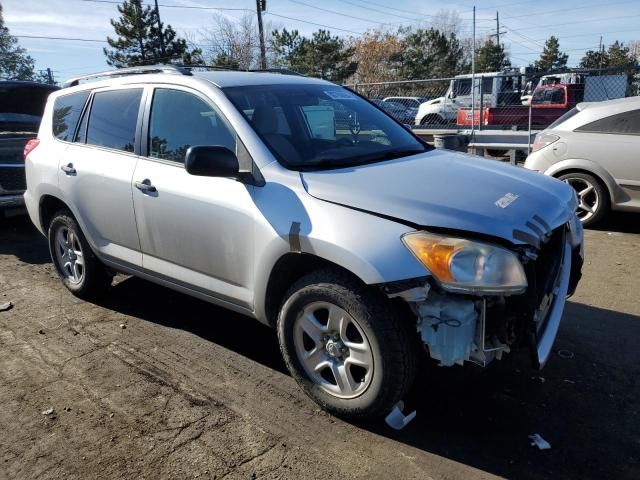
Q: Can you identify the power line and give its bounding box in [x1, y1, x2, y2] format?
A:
[75, 0, 252, 12]
[286, 0, 409, 26]
[264, 12, 365, 35]
[15, 34, 106, 43]
[499, 0, 639, 21]
[500, 12, 640, 32]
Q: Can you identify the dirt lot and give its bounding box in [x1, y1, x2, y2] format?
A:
[0, 213, 639, 480]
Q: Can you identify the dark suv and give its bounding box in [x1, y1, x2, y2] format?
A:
[0, 81, 58, 213]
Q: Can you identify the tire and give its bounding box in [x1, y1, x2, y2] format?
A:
[277, 268, 418, 420]
[47, 210, 112, 299]
[558, 172, 609, 227]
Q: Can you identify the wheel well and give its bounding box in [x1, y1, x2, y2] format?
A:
[551, 168, 611, 201]
[264, 253, 363, 327]
[420, 114, 443, 125]
[39, 195, 71, 232]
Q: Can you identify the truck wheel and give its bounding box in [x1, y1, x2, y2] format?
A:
[558, 172, 609, 227]
[47, 210, 112, 299]
[277, 269, 418, 420]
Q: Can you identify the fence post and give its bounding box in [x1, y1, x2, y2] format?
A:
[479, 83, 484, 131]
[527, 99, 533, 156]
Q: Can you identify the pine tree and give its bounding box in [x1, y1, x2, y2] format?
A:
[475, 40, 510, 72]
[534, 36, 568, 72]
[0, 4, 36, 80]
[399, 28, 469, 79]
[104, 0, 202, 67]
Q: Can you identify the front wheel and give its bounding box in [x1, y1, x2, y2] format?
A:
[277, 269, 418, 420]
[558, 172, 609, 227]
[48, 210, 112, 299]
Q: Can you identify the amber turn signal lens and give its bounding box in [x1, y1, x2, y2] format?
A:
[402, 235, 461, 283]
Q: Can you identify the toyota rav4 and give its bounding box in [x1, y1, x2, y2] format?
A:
[24, 66, 584, 420]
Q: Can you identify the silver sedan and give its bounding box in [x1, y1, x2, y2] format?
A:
[525, 96, 640, 226]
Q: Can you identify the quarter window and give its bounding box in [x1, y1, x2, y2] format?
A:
[576, 109, 640, 135]
[86, 89, 143, 152]
[52, 91, 90, 142]
[148, 88, 236, 163]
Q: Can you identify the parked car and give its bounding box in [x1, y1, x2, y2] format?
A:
[370, 99, 415, 124]
[25, 66, 583, 420]
[525, 96, 640, 226]
[382, 96, 427, 111]
[0, 81, 58, 213]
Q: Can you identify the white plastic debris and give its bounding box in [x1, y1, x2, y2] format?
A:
[0, 301, 12, 312]
[529, 433, 551, 450]
[384, 401, 416, 430]
[41, 407, 55, 415]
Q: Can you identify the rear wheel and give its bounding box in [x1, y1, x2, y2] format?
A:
[277, 269, 418, 420]
[48, 210, 112, 299]
[558, 172, 609, 227]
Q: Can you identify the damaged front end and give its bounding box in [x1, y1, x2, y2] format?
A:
[386, 221, 583, 370]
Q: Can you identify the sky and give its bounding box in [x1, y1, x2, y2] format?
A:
[2, 0, 639, 83]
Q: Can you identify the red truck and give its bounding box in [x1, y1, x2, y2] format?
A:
[456, 83, 585, 129]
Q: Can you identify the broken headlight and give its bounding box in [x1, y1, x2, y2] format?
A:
[402, 232, 527, 294]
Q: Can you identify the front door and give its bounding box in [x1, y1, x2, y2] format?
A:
[132, 86, 256, 308]
[59, 87, 144, 267]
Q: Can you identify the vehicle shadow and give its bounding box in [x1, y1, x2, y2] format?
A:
[589, 211, 640, 234]
[363, 301, 640, 480]
[0, 214, 50, 264]
[95, 275, 288, 374]
[93, 276, 640, 480]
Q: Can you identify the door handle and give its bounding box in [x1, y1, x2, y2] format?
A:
[61, 163, 76, 174]
[134, 179, 157, 193]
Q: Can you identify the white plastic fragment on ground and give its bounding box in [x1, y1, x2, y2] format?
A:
[529, 433, 551, 450]
[0, 301, 12, 312]
[384, 401, 416, 430]
[41, 407, 54, 415]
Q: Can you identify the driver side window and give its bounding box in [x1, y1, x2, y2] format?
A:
[148, 88, 236, 163]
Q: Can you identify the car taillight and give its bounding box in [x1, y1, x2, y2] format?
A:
[531, 133, 560, 153]
[484, 109, 493, 125]
[23, 139, 40, 160]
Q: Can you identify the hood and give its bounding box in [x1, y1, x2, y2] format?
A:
[301, 149, 576, 248]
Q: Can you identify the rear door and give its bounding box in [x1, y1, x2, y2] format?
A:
[59, 87, 144, 267]
[573, 109, 640, 204]
[131, 86, 256, 308]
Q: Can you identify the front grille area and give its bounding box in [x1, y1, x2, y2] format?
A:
[0, 167, 27, 193]
[531, 227, 565, 304]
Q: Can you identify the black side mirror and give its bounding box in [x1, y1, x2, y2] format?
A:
[185, 145, 239, 178]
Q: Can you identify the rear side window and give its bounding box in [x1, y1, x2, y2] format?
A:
[52, 91, 90, 141]
[148, 88, 236, 163]
[86, 89, 143, 152]
[576, 109, 640, 135]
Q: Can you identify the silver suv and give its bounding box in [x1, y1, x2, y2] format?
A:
[24, 66, 584, 420]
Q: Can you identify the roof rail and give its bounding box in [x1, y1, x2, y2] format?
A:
[62, 65, 191, 88]
[62, 64, 305, 88]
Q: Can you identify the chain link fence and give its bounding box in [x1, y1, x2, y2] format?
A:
[345, 66, 640, 134]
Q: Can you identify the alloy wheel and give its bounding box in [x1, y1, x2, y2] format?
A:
[563, 176, 599, 223]
[53, 225, 85, 284]
[293, 302, 374, 399]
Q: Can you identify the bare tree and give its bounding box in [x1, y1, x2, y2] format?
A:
[200, 13, 277, 69]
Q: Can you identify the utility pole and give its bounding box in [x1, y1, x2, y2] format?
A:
[471, 6, 476, 136]
[46, 68, 54, 85]
[598, 36, 604, 74]
[154, 0, 166, 62]
[256, 0, 267, 69]
[488, 11, 507, 46]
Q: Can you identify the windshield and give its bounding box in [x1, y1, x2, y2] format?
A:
[223, 84, 430, 170]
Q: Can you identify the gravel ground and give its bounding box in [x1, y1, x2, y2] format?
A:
[0, 212, 639, 480]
